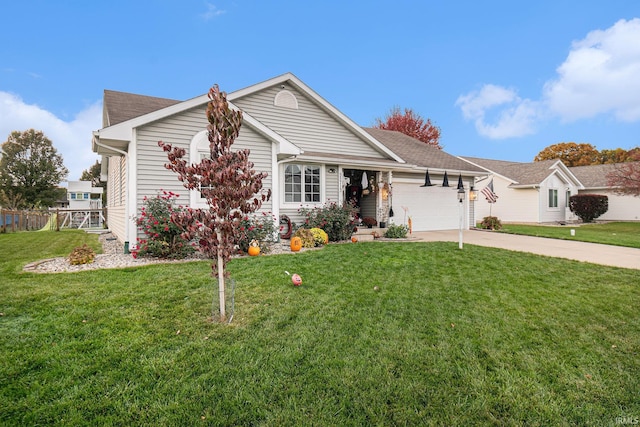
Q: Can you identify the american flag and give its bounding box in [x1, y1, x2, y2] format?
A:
[481, 179, 498, 203]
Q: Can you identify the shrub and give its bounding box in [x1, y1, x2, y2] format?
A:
[132, 191, 194, 259]
[236, 212, 278, 253]
[479, 216, 502, 230]
[569, 194, 608, 223]
[69, 244, 96, 265]
[293, 228, 316, 248]
[384, 223, 409, 238]
[310, 227, 329, 246]
[299, 201, 357, 242]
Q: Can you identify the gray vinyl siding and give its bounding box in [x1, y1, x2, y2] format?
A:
[105, 156, 127, 243]
[233, 86, 387, 159]
[135, 106, 273, 218]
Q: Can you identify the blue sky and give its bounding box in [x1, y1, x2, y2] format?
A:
[2, 1, 640, 180]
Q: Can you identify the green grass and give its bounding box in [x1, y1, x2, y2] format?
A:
[1, 230, 639, 425]
[498, 221, 640, 248]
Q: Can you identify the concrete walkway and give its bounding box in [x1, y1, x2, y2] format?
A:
[411, 229, 640, 270]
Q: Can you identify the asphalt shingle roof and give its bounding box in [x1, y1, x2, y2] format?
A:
[364, 128, 486, 172]
[461, 156, 560, 186]
[569, 163, 618, 188]
[103, 90, 181, 127]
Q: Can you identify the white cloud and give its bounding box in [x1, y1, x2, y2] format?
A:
[543, 18, 640, 122]
[458, 18, 640, 139]
[201, 2, 225, 21]
[0, 91, 102, 181]
[455, 84, 540, 139]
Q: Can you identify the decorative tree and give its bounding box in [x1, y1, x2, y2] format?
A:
[374, 107, 442, 149]
[0, 129, 68, 207]
[158, 85, 271, 321]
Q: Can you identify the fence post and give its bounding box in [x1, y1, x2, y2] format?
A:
[56, 209, 60, 232]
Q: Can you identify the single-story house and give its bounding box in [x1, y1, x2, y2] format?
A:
[459, 157, 584, 224]
[569, 163, 640, 221]
[92, 73, 486, 250]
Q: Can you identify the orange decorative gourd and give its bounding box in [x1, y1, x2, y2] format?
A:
[290, 237, 302, 252]
[351, 236, 358, 243]
[248, 246, 261, 256]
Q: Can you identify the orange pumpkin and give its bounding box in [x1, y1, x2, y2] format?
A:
[290, 236, 302, 252]
[248, 246, 261, 256]
[351, 236, 358, 243]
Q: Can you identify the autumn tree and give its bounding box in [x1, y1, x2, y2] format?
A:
[374, 107, 442, 149]
[598, 148, 630, 164]
[159, 85, 271, 322]
[534, 142, 600, 166]
[0, 129, 68, 208]
[607, 162, 640, 197]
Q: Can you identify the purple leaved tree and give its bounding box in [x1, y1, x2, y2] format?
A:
[158, 85, 271, 322]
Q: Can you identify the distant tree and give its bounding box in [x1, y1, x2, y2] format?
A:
[374, 107, 442, 149]
[80, 160, 103, 186]
[159, 85, 271, 322]
[0, 129, 68, 208]
[607, 162, 640, 197]
[598, 148, 631, 164]
[534, 142, 599, 166]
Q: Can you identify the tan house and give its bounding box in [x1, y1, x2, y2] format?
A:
[92, 73, 486, 250]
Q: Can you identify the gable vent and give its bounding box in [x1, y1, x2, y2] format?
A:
[274, 90, 299, 109]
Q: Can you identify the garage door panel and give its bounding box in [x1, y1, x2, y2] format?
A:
[392, 183, 460, 231]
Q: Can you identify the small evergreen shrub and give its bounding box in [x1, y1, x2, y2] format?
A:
[479, 216, 502, 230]
[299, 201, 358, 242]
[569, 194, 608, 223]
[132, 191, 194, 259]
[69, 244, 96, 265]
[236, 212, 278, 253]
[384, 223, 409, 238]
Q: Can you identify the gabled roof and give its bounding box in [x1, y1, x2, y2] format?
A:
[569, 163, 618, 188]
[95, 73, 405, 163]
[461, 156, 582, 188]
[365, 128, 486, 174]
[103, 90, 180, 127]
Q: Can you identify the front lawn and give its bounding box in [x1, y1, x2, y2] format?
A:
[1, 230, 639, 425]
[499, 221, 640, 248]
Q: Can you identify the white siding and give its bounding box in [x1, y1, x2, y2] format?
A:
[474, 177, 540, 223]
[540, 175, 568, 223]
[233, 86, 387, 159]
[577, 190, 640, 221]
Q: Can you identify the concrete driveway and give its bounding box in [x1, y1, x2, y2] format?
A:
[411, 229, 640, 270]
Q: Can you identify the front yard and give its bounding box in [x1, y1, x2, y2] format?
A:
[1, 230, 639, 425]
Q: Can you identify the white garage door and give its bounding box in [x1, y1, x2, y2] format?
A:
[391, 181, 463, 231]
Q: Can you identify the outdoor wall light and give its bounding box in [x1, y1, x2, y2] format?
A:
[457, 187, 465, 203]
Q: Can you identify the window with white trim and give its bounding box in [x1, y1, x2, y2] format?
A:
[284, 164, 321, 203]
[548, 189, 558, 208]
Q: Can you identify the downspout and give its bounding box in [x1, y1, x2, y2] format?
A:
[92, 137, 130, 253]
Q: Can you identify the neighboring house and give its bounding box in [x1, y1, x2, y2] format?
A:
[67, 181, 103, 210]
[459, 157, 583, 224]
[92, 73, 487, 249]
[569, 163, 640, 221]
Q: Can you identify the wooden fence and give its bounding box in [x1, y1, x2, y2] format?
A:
[0, 209, 51, 233]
